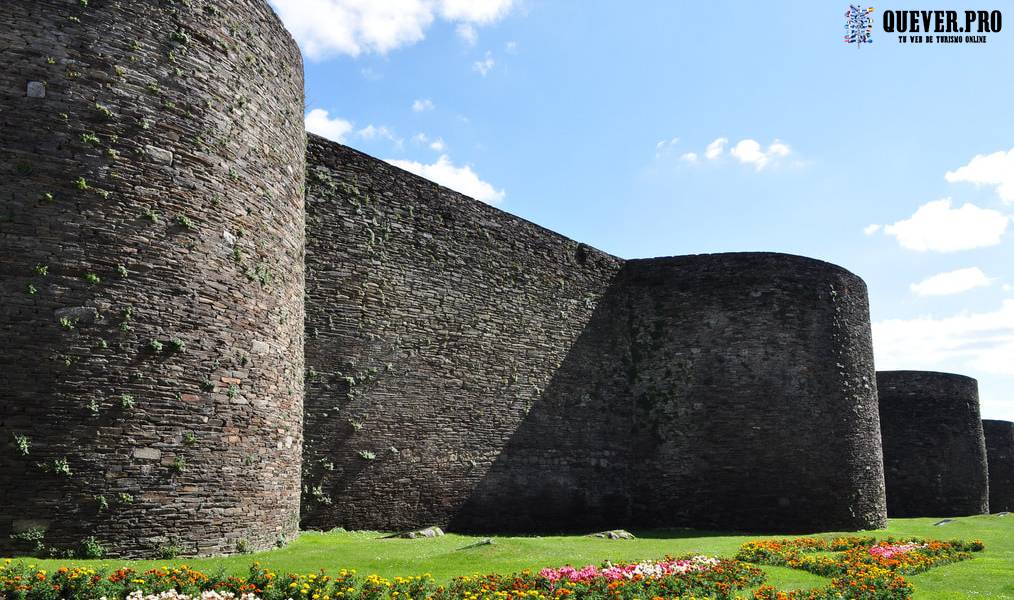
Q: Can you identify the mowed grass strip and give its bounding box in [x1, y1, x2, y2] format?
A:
[6, 515, 1012, 598]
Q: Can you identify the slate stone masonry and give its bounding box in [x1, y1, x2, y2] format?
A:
[877, 371, 989, 517]
[0, 0, 306, 557]
[983, 419, 1014, 512]
[303, 137, 888, 534]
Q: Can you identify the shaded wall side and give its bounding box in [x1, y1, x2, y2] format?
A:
[0, 0, 305, 557]
[983, 420, 1014, 513]
[877, 372, 989, 517]
[302, 136, 625, 531]
[621, 254, 886, 532]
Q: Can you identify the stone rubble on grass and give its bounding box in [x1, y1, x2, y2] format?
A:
[392, 526, 444, 539]
[588, 529, 636, 539]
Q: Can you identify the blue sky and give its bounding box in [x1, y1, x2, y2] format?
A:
[270, 0, 1014, 420]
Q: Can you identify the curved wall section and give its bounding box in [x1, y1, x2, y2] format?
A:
[620, 253, 886, 532]
[303, 136, 887, 534]
[983, 419, 1014, 513]
[877, 371, 989, 517]
[0, 0, 305, 557]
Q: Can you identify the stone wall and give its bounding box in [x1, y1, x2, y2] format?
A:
[0, 0, 305, 557]
[983, 419, 1014, 513]
[877, 371, 989, 517]
[304, 136, 888, 533]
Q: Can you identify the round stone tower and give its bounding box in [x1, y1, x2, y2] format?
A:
[877, 371, 989, 517]
[0, 0, 305, 557]
[983, 419, 1014, 513]
[621, 253, 887, 532]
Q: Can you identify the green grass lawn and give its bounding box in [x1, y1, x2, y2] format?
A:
[7, 515, 1013, 598]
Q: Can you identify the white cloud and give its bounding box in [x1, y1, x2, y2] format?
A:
[873, 299, 1014, 376]
[412, 98, 435, 112]
[863, 224, 882, 236]
[680, 152, 698, 163]
[945, 147, 1014, 203]
[455, 23, 478, 45]
[473, 51, 495, 76]
[1004, 284, 1014, 293]
[729, 138, 792, 171]
[429, 138, 446, 151]
[439, 0, 514, 23]
[305, 109, 354, 142]
[387, 155, 505, 204]
[877, 198, 1009, 252]
[357, 124, 403, 148]
[270, 0, 516, 60]
[704, 137, 727, 160]
[505, 40, 518, 53]
[910, 267, 995, 297]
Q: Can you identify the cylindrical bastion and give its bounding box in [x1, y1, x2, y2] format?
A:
[621, 253, 887, 532]
[0, 0, 305, 557]
[983, 419, 1014, 513]
[877, 371, 989, 517]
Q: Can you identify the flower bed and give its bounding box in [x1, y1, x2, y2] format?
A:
[737, 536, 985, 600]
[0, 537, 985, 600]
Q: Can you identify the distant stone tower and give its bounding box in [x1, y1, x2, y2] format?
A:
[0, 0, 305, 557]
[983, 419, 1014, 513]
[877, 371, 989, 517]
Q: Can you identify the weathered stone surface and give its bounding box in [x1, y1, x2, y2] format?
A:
[0, 0, 305, 558]
[393, 526, 444, 539]
[53, 306, 99, 324]
[26, 81, 44, 98]
[144, 145, 174, 166]
[302, 137, 887, 535]
[878, 371, 989, 518]
[983, 419, 1014, 513]
[589, 530, 635, 539]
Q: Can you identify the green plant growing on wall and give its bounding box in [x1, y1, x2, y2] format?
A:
[74, 177, 89, 190]
[235, 539, 252, 554]
[201, 378, 215, 392]
[170, 456, 187, 474]
[80, 132, 101, 145]
[358, 450, 376, 460]
[59, 316, 76, 330]
[183, 431, 198, 446]
[13, 434, 31, 455]
[307, 484, 332, 506]
[83, 272, 100, 284]
[117, 265, 129, 278]
[170, 338, 186, 352]
[227, 384, 240, 399]
[9, 527, 47, 556]
[52, 457, 72, 476]
[157, 538, 182, 560]
[34, 264, 48, 276]
[120, 394, 135, 409]
[79, 536, 105, 559]
[149, 339, 164, 353]
[41, 192, 54, 202]
[26, 284, 37, 295]
[94, 494, 109, 512]
[141, 207, 161, 223]
[175, 214, 196, 230]
[87, 398, 100, 415]
[117, 493, 134, 505]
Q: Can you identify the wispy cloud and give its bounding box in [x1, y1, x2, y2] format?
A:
[910, 267, 995, 297]
[473, 51, 495, 76]
[305, 109, 353, 142]
[412, 98, 435, 112]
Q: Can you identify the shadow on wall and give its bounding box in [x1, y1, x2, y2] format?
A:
[450, 255, 888, 535]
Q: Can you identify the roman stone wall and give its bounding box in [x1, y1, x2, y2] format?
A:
[983, 419, 1014, 513]
[0, 0, 305, 557]
[877, 371, 989, 517]
[304, 136, 888, 533]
